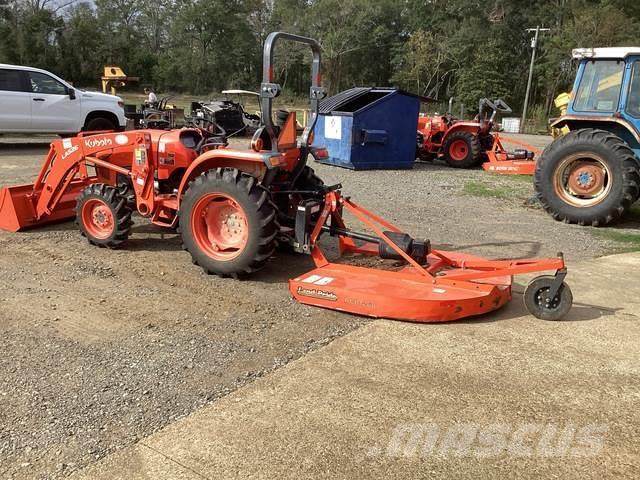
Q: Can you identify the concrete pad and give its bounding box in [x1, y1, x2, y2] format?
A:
[71, 253, 640, 479]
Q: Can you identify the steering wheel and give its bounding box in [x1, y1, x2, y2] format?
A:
[194, 120, 227, 153]
[158, 95, 175, 111]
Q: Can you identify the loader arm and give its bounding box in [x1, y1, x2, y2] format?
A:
[33, 144, 92, 218]
[35, 133, 150, 220]
[0, 132, 146, 231]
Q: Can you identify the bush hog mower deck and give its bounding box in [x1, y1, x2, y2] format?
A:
[0, 33, 573, 323]
[417, 98, 538, 175]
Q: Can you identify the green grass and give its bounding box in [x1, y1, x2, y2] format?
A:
[463, 181, 517, 199]
[591, 228, 640, 253]
[499, 174, 534, 184]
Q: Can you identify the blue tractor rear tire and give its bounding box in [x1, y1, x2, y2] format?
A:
[534, 128, 640, 226]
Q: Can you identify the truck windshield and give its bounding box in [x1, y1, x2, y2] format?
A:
[574, 60, 624, 112]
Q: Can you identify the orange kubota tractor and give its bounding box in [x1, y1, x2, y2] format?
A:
[417, 98, 538, 174]
[0, 33, 573, 323]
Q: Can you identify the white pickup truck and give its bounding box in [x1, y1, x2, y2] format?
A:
[0, 64, 127, 135]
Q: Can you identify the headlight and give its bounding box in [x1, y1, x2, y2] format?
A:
[117, 101, 125, 109]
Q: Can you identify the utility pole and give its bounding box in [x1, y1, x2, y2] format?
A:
[521, 26, 550, 133]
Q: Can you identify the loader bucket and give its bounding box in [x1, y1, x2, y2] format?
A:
[0, 181, 83, 232]
[0, 184, 38, 232]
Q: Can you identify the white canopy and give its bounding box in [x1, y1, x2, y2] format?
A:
[222, 90, 260, 96]
[572, 47, 640, 60]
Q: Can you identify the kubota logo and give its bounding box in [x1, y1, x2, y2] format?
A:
[84, 137, 113, 149]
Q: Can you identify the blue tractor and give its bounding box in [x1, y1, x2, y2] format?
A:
[535, 47, 640, 226]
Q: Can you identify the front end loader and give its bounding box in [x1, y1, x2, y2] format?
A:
[0, 32, 573, 323]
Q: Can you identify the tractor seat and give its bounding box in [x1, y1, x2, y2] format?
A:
[200, 136, 228, 153]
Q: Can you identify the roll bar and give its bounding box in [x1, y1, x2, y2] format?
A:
[260, 32, 326, 149]
[478, 98, 512, 122]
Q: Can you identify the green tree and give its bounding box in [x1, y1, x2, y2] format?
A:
[454, 38, 511, 111]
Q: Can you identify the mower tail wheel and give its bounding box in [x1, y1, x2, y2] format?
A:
[75, 183, 133, 248]
[179, 168, 279, 277]
[524, 275, 573, 321]
[443, 131, 482, 168]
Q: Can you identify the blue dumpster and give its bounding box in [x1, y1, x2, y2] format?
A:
[314, 87, 420, 170]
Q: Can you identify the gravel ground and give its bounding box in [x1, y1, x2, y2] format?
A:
[0, 134, 637, 479]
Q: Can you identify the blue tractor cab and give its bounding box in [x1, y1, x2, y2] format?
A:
[536, 47, 640, 226]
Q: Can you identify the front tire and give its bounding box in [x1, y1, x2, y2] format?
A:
[179, 168, 279, 277]
[75, 184, 132, 247]
[443, 131, 482, 168]
[534, 129, 640, 226]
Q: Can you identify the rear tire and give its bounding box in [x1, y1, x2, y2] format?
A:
[179, 168, 279, 277]
[534, 129, 640, 226]
[84, 116, 116, 132]
[443, 131, 482, 168]
[76, 184, 132, 248]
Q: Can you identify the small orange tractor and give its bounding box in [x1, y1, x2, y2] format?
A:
[0, 33, 573, 322]
[417, 98, 537, 174]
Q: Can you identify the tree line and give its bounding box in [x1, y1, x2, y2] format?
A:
[1, 0, 639, 116]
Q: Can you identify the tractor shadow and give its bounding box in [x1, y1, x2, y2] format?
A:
[125, 225, 184, 252]
[605, 213, 640, 231]
[412, 160, 464, 172]
[25, 220, 185, 252]
[255, 252, 316, 284]
[412, 159, 492, 173]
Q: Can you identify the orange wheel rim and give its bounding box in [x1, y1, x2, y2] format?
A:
[191, 193, 248, 261]
[449, 140, 468, 161]
[553, 154, 611, 208]
[82, 199, 114, 239]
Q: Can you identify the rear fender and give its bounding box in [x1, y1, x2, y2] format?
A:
[441, 122, 481, 142]
[550, 116, 640, 149]
[176, 150, 280, 205]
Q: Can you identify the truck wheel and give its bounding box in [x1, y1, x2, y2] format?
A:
[179, 168, 279, 277]
[534, 129, 640, 226]
[76, 184, 133, 247]
[443, 131, 482, 168]
[85, 116, 116, 132]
